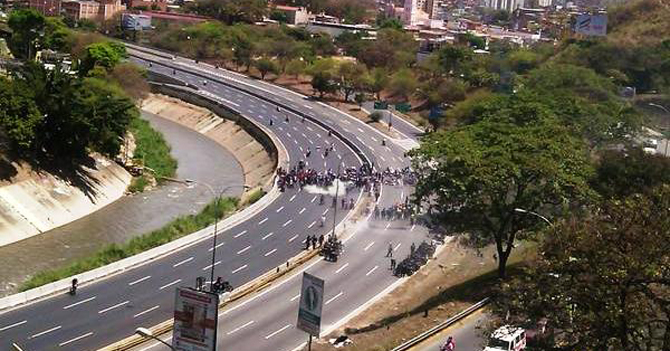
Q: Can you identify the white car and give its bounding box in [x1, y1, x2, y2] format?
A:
[483, 325, 526, 351]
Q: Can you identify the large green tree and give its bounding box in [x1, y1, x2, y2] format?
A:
[410, 101, 593, 278]
[194, 0, 268, 25]
[7, 9, 46, 59]
[78, 41, 127, 76]
[494, 185, 670, 351]
[0, 77, 43, 152]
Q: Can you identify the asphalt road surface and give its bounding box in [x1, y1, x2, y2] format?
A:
[411, 311, 489, 351]
[0, 45, 429, 351]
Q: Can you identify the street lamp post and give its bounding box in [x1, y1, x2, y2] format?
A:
[185, 180, 250, 288]
[514, 208, 553, 227]
[135, 327, 174, 350]
[648, 103, 670, 157]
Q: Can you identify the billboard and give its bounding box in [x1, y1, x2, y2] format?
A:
[173, 287, 219, 351]
[575, 14, 607, 37]
[296, 273, 325, 336]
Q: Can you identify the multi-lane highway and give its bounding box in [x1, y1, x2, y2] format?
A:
[0, 45, 429, 351]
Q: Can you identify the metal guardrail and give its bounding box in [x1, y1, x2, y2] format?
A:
[390, 297, 490, 351]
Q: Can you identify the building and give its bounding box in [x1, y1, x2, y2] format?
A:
[62, 0, 99, 20]
[127, 0, 166, 11]
[28, 0, 61, 16]
[98, 0, 124, 19]
[270, 5, 309, 25]
[486, 0, 525, 11]
[403, 0, 430, 26]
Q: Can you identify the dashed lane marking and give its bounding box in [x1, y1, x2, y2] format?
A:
[262, 232, 274, 240]
[98, 300, 129, 314]
[365, 265, 378, 276]
[308, 221, 316, 229]
[325, 291, 343, 305]
[283, 220, 292, 227]
[258, 217, 269, 225]
[264, 249, 277, 257]
[299, 207, 306, 214]
[58, 332, 93, 347]
[288, 234, 299, 242]
[202, 261, 221, 271]
[290, 194, 297, 202]
[0, 320, 27, 332]
[232, 265, 248, 274]
[237, 246, 251, 255]
[276, 206, 285, 212]
[265, 324, 292, 339]
[364, 242, 375, 251]
[394, 243, 402, 251]
[133, 305, 160, 318]
[173, 257, 193, 267]
[227, 320, 254, 335]
[290, 294, 301, 301]
[63, 296, 96, 310]
[30, 325, 62, 339]
[335, 263, 349, 274]
[159, 279, 182, 290]
[128, 275, 151, 286]
[234, 230, 248, 238]
[208, 242, 225, 252]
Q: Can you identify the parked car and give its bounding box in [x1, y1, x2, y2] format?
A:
[483, 325, 526, 351]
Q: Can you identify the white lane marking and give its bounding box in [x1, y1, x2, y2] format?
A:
[202, 261, 222, 271]
[385, 223, 391, 230]
[322, 208, 329, 215]
[129, 275, 151, 286]
[358, 128, 364, 133]
[63, 296, 96, 310]
[411, 224, 416, 231]
[232, 265, 248, 274]
[159, 279, 182, 290]
[265, 324, 292, 340]
[173, 257, 194, 267]
[278, 126, 284, 131]
[325, 291, 343, 305]
[299, 146, 304, 152]
[283, 220, 292, 227]
[337, 154, 342, 160]
[371, 136, 378, 142]
[290, 194, 297, 202]
[290, 294, 301, 301]
[98, 300, 129, 314]
[288, 234, 299, 242]
[237, 246, 251, 255]
[262, 232, 274, 240]
[306, 126, 313, 131]
[303, 104, 313, 109]
[307, 221, 316, 229]
[58, 332, 93, 347]
[335, 263, 349, 274]
[380, 155, 386, 162]
[133, 305, 160, 318]
[0, 320, 26, 332]
[366, 265, 379, 276]
[30, 325, 62, 339]
[287, 132, 292, 138]
[364, 242, 375, 251]
[258, 217, 269, 225]
[308, 139, 314, 144]
[234, 230, 248, 238]
[299, 207, 306, 214]
[208, 242, 225, 252]
[301, 133, 307, 138]
[293, 139, 298, 144]
[264, 248, 277, 257]
[316, 133, 322, 138]
[342, 119, 351, 124]
[394, 243, 402, 251]
[311, 196, 317, 203]
[401, 190, 404, 199]
[276, 206, 285, 212]
[227, 320, 254, 335]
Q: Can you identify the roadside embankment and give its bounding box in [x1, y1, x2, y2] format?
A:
[0, 156, 131, 247]
[141, 92, 277, 190]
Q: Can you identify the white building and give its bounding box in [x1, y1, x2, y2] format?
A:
[486, 0, 525, 12]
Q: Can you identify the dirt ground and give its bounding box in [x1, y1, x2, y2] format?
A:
[309, 240, 536, 351]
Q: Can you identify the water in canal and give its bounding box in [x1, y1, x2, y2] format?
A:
[0, 112, 245, 296]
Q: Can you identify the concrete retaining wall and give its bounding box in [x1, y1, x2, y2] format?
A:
[0, 156, 131, 247]
[143, 86, 279, 190]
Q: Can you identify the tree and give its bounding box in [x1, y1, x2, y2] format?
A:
[254, 58, 279, 79]
[309, 34, 337, 56]
[437, 44, 473, 76]
[358, 28, 417, 69]
[107, 63, 149, 101]
[494, 186, 670, 351]
[387, 68, 418, 101]
[7, 9, 46, 59]
[195, 0, 268, 25]
[369, 67, 389, 100]
[0, 77, 43, 152]
[379, 18, 403, 30]
[285, 59, 307, 80]
[311, 71, 336, 98]
[79, 41, 127, 76]
[337, 61, 368, 102]
[591, 147, 670, 200]
[410, 104, 593, 279]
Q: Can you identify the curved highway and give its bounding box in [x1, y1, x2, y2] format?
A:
[0, 45, 429, 351]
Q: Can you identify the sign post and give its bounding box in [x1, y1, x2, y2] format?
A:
[173, 287, 219, 351]
[297, 273, 325, 351]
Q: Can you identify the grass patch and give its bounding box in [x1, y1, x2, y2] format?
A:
[128, 175, 149, 192]
[243, 188, 265, 205]
[130, 117, 177, 182]
[20, 197, 239, 291]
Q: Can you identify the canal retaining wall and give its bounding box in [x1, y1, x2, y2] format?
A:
[0, 156, 131, 247]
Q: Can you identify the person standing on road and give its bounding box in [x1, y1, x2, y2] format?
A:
[410, 242, 416, 256]
[386, 242, 393, 257]
[390, 258, 396, 271]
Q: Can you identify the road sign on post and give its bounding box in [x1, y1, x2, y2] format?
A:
[374, 101, 388, 110]
[173, 287, 219, 351]
[297, 272, 325, 336]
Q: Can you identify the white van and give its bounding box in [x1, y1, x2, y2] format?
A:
[483, 325, 526, 351]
